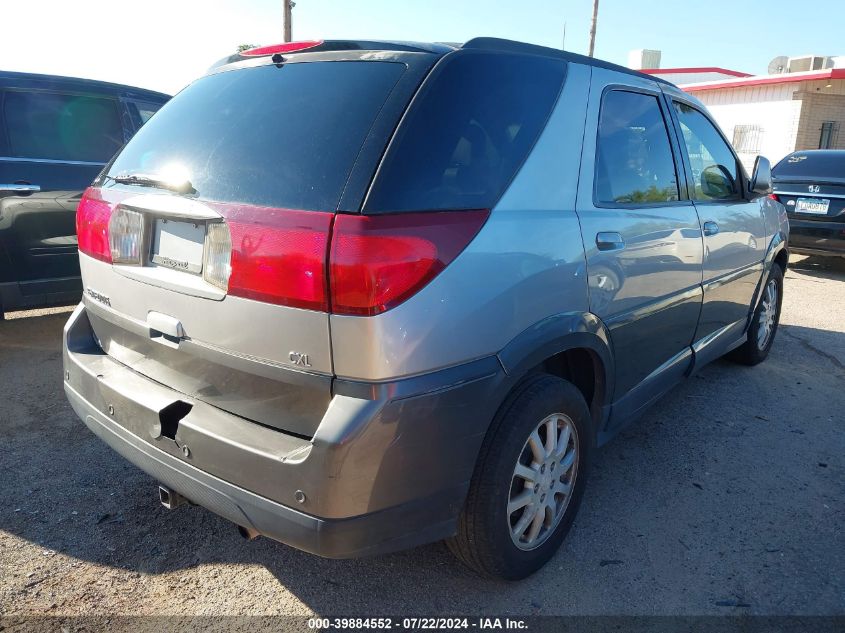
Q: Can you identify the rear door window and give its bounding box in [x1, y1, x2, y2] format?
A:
[126, 100, 164, 129]
[107, 62, 406, 211]
[364, 50, 566, 212]
[594, 90, 680, 204]
[3, 91, 123, 162]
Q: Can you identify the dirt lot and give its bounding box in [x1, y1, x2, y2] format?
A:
[0, 255, 842, 617]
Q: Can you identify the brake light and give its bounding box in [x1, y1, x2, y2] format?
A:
[768, 193, 780, 202]
[76, 187, 113, 263]
[240, 40, 323, 57]
[218, 205, 333, 311]
[329, 210, 489, 316]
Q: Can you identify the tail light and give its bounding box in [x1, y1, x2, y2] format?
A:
[218, 205, 333, 311]
[77, 187, 489, 316]
[330, 210, 489, 315]
[76, 187, 113, 263]
[768, 193, 780, 202]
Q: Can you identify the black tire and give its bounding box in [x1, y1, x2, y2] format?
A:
[447, 374, 592, 580]
[728, 263, 784, 366]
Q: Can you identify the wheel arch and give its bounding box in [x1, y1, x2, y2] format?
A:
[753, 231, 788, 314]
[496, 312, 614, 439]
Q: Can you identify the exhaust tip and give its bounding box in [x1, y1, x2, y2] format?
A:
[237, 525, 260, 541]
[158, 485, 187, 510]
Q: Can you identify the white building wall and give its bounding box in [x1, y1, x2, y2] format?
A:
[692, 83, 802, 172]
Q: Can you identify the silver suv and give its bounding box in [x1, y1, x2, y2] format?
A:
[63, 38, 789, 579]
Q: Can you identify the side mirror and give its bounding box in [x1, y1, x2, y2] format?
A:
[749, 155, 773, 197]
[701, 164, 735, 199]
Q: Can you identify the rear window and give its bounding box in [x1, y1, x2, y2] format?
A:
[773, 151, 845, 180]
[364, 51, 566, 212]
[3, 91, 123, 162]
[107, 61, 405, 211]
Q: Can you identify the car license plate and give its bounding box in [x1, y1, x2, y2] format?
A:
[795, 198, 830, 214]
[152, 219, 205, 273]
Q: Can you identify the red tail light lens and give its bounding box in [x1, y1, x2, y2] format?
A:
[76, 187, 113, 263]
[216, 204, 333, 311]
[329, 210, 489, 316]
[768, 193, 780, 202]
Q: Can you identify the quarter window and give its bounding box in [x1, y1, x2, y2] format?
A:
[3, 91, 123, 162]
[595, 90, 679, 204]
[674, 102, 740, 201]
[365, 51, 567, 212]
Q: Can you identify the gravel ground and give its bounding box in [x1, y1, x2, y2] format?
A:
[0, 255, 842, 617]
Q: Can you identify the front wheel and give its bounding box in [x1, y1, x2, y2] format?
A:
[446, 375, 591, 580]
[729, 263, 783, 366]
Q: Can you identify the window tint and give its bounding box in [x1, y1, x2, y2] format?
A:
[594, 90, 679, 204]
[773, 151, 845, 180]
[364, 51, 566, 212]
[107, 62, 405, 211]
[4, 91, 123, 162]
[674, 101, 739, 201]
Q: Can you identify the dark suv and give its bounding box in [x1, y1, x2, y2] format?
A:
[0, 71, 168, 318]
[63, 39, 788, 579]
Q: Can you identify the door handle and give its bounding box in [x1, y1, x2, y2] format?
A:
[703, 221, 719, 236]
[596, 232, 625, 251]
[0, 183, 41, 193]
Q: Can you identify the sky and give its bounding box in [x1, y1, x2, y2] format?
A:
[2, 0, 843, 95]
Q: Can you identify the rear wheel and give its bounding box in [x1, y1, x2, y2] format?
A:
[447, 374, 591, 580]
[729, 263, 783, 366]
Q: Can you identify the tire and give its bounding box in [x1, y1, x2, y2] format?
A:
[447, 374, 592, 580]
[728, 263, 784, 366]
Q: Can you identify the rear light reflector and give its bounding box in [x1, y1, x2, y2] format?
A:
[221, 206, 333, 311]
[109, 206, 143, 265]
[329, 210, 489, 316]
[76, 187, 113, 263]
[240, 40, 323, 57]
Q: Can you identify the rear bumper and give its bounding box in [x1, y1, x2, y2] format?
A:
[788, 217, 845, 256]
[63, 303, 504, 558]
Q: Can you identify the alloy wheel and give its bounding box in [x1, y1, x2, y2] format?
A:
[507, 413, 579, 551]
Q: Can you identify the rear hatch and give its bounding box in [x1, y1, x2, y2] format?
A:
[76, 50, 432, 438]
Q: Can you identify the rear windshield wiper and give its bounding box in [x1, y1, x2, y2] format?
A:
[109, 172, 196, 195]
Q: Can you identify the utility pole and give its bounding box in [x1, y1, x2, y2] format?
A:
[283, 0, 294, 42]
[587, 0, 599, 57]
